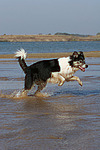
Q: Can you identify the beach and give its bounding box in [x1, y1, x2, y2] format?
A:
[0, 34, 100, 42]
[0, 51, 100, 59]
[0, 51, 100, 150]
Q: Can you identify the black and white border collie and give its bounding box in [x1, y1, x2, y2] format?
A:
[15, 49, 88, 96]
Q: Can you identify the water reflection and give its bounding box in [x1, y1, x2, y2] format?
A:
[0, 57, 100, 149]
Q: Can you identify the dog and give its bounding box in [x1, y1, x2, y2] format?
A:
[15, 49, 88, 96]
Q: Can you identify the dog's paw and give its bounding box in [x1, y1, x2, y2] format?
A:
[58, 81, 64, 86]
[79, 81, 83, 86]
[35, 92, 50, 97]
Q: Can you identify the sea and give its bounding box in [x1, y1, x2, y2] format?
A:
[0, 41, 100, 150]
[0, 41, 100, 54]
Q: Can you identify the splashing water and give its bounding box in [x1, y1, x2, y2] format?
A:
[0, 89, 28, 99]
[0, 88, 51, 99]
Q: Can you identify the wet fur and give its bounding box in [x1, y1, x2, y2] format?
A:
[15, 49, 88, 96]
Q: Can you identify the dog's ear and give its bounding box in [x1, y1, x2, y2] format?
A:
[73, 51, 78, 58]
[78, 51, 83, 55]
[78, 51, 85, 60]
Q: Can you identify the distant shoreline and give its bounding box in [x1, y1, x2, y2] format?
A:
[0, 51, 100, 59]
[0, 34, 100, 42]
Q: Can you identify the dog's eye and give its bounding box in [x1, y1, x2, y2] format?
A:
[77, 61, 79, 64]
[80, 60, 82, 63]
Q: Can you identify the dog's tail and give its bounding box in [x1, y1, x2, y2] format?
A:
[15, 49, 27, 74]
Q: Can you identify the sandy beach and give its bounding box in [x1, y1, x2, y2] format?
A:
[0, 51, 100, 60]
[0, 34, 100, 42]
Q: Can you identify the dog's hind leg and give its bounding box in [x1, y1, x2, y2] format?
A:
[25, 73, 33, 90]
[34, 81, 47, 97]
[20, 73, 34, 96]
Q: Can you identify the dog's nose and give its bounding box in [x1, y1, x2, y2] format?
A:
[86, 64, 88, 68]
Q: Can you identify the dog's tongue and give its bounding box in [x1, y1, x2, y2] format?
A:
[79, 66, 85, 72]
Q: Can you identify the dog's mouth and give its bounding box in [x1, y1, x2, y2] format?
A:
[79, 66, 85, 72]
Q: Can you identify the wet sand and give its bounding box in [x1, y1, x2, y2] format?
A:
[0, 51, 100, 59]
[0, 55, 100, 149]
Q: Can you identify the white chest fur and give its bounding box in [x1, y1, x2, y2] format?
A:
[58, 57, 77, 79]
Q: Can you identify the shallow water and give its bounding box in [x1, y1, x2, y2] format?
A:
[0, 58, 100, 150]
[0, 41, 100, 54]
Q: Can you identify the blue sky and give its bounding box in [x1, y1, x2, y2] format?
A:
[0, 0, 100, 35]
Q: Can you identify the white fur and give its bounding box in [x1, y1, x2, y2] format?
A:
[55, 57, 77, 79]
[58, 57, 72, 75]
[49, 56, 79, 86]
[15, 49, 27, 60]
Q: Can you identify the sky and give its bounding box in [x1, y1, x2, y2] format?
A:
[0, 0, 100, 35]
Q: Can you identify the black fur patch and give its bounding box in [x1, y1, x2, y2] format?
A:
[25, 59, 60, 90]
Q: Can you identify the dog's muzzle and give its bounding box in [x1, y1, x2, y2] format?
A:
[79, 64, 88, 72]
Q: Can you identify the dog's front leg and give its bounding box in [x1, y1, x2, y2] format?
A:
[67, 76, 83, 86]
[57, 75, 65, 86]
[50, 73, 65, 86]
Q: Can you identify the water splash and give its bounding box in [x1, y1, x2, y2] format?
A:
[0, 89, 28, 99]
[0, 89, 51, 99]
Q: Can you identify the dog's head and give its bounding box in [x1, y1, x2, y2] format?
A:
[69, 51, 88, 72]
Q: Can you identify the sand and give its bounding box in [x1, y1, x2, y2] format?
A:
[0, 34, 100, 42]
[0, 51, 100, 59]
